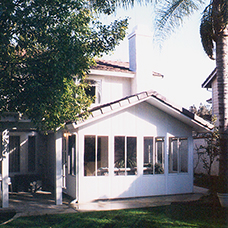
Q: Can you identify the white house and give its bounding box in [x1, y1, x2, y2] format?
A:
[53, 25, 213, 204]
[1, 26, 213, 207]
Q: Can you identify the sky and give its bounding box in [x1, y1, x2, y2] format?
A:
[100, 2, 216, 110]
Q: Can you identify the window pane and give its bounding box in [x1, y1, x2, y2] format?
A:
[85, 80, 96, 103]
[9, 136, 20, 173]
[114, 136, 125, 175]
[180, 138, 188, 173]
[127, 137, 137, 175]
[169, 138, 178, 173]
[155, 138, 164, 174]
[143, 137, 153, 175]
[69, 135, 76, 175]
[28, 136, 36, 172]
[84, 136, 95, 176]
[97, 136, 109, 176]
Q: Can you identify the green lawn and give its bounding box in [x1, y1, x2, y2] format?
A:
[1, 202, 227, 228]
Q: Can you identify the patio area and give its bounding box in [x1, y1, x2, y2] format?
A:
[0, 186, 209, 220]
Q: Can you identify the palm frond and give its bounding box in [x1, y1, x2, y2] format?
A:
[115, 0, 153, 8]
[212, 0, 228, 32]
[155, 0, 204, 42]
[200, 3, 215, 59]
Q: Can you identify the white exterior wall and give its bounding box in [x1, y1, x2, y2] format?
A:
[128, 25, 154, 93]
[88, 75, 132, 105]
[72, 102, 193, 203]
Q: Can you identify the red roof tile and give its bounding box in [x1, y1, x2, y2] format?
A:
[91, 60, 133, 73]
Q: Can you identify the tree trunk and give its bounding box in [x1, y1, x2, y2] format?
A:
[216, 23, 228, 192]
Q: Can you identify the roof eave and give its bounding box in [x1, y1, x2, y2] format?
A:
[202, 68, 217, 88]
[146, 96, 213, 132]
[66, 90, 213, 133]
[89, 69, 135, 78]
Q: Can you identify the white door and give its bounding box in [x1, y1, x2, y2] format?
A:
[62, 134, 76, 196]
[62, 136, 67, 190]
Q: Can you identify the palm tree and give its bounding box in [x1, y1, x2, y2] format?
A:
[154, 0, 228, 192]
[115, 0, 228, 192]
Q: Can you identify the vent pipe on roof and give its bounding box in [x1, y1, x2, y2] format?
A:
[128, 25, 154, 93]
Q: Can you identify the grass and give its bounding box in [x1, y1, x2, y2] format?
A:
[1, 201, 227, 228]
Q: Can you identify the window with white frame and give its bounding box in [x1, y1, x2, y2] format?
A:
[28, 136, 36, 172]
[155, 137, 165, 174]
[0, 135, 18, 173]
[114, 136, 137, 176]
[169, 137, 188, 173]
[9, 136, 20, 173]
[84, 135, 108, 176]
[68, 135, 76, 175]
[144, 137, 165, 175]
[143, 137, 153, 175]
[85, 79, 102, 104]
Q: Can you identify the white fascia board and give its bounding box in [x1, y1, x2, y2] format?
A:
[66, 94, 213, 132]
[146, 97, 213, 132]
[202, 68, 216, 88]
[89, 69, 135, 78]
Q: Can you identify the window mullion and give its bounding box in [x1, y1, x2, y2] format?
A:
[177, 138, 180, 173]
[125, 136, 127, 176]
[153, 138, 155, 174]
[170, 138, 173, 173]
[95, 136, 98, 176]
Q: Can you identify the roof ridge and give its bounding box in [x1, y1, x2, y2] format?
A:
[66, 90, 213, 132]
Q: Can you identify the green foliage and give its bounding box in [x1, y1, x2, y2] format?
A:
[0, 0, 128, 131]
[195, 117, 220, 175]
[200, 0, 228, 59]
[200, 3, 215, 59]
[154, 0, 228, 56]
[189, 103, 212, 120]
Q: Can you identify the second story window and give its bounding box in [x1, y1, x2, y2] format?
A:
[85, 79, 102, 104]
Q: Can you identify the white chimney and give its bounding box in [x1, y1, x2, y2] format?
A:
[128, 25, 154, 93]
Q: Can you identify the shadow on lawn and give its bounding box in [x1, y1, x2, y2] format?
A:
[0, 209, 16, 225]
[1, 195, 228, 228]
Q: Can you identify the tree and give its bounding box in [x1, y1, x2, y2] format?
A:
[189, 103, 212, 121]
[0, 0, 128, 131]
[154, 0, 228, 193]
[194, 116, 220, 176]
[116, 0, 228, 192]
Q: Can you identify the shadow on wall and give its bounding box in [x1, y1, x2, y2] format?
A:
[91, 172, 193, 203]
[193, 138, 219, 176]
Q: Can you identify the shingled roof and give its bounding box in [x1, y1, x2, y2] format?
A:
[91, 59, 164, 78]
[91, 60, 132, 74]
[67, 90, 213, 132]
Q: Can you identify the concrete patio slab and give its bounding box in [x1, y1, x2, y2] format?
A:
[0, 186, 209, 219]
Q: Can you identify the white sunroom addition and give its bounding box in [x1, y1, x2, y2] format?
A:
[61, 91, 212, 203]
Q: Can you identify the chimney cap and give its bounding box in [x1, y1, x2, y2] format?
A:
[128, 24, 153, 40]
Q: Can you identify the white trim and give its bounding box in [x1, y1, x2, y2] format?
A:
[89, 69, 135, 78]
[67, 94, 213, 132]
[55, 131, 62, 205]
